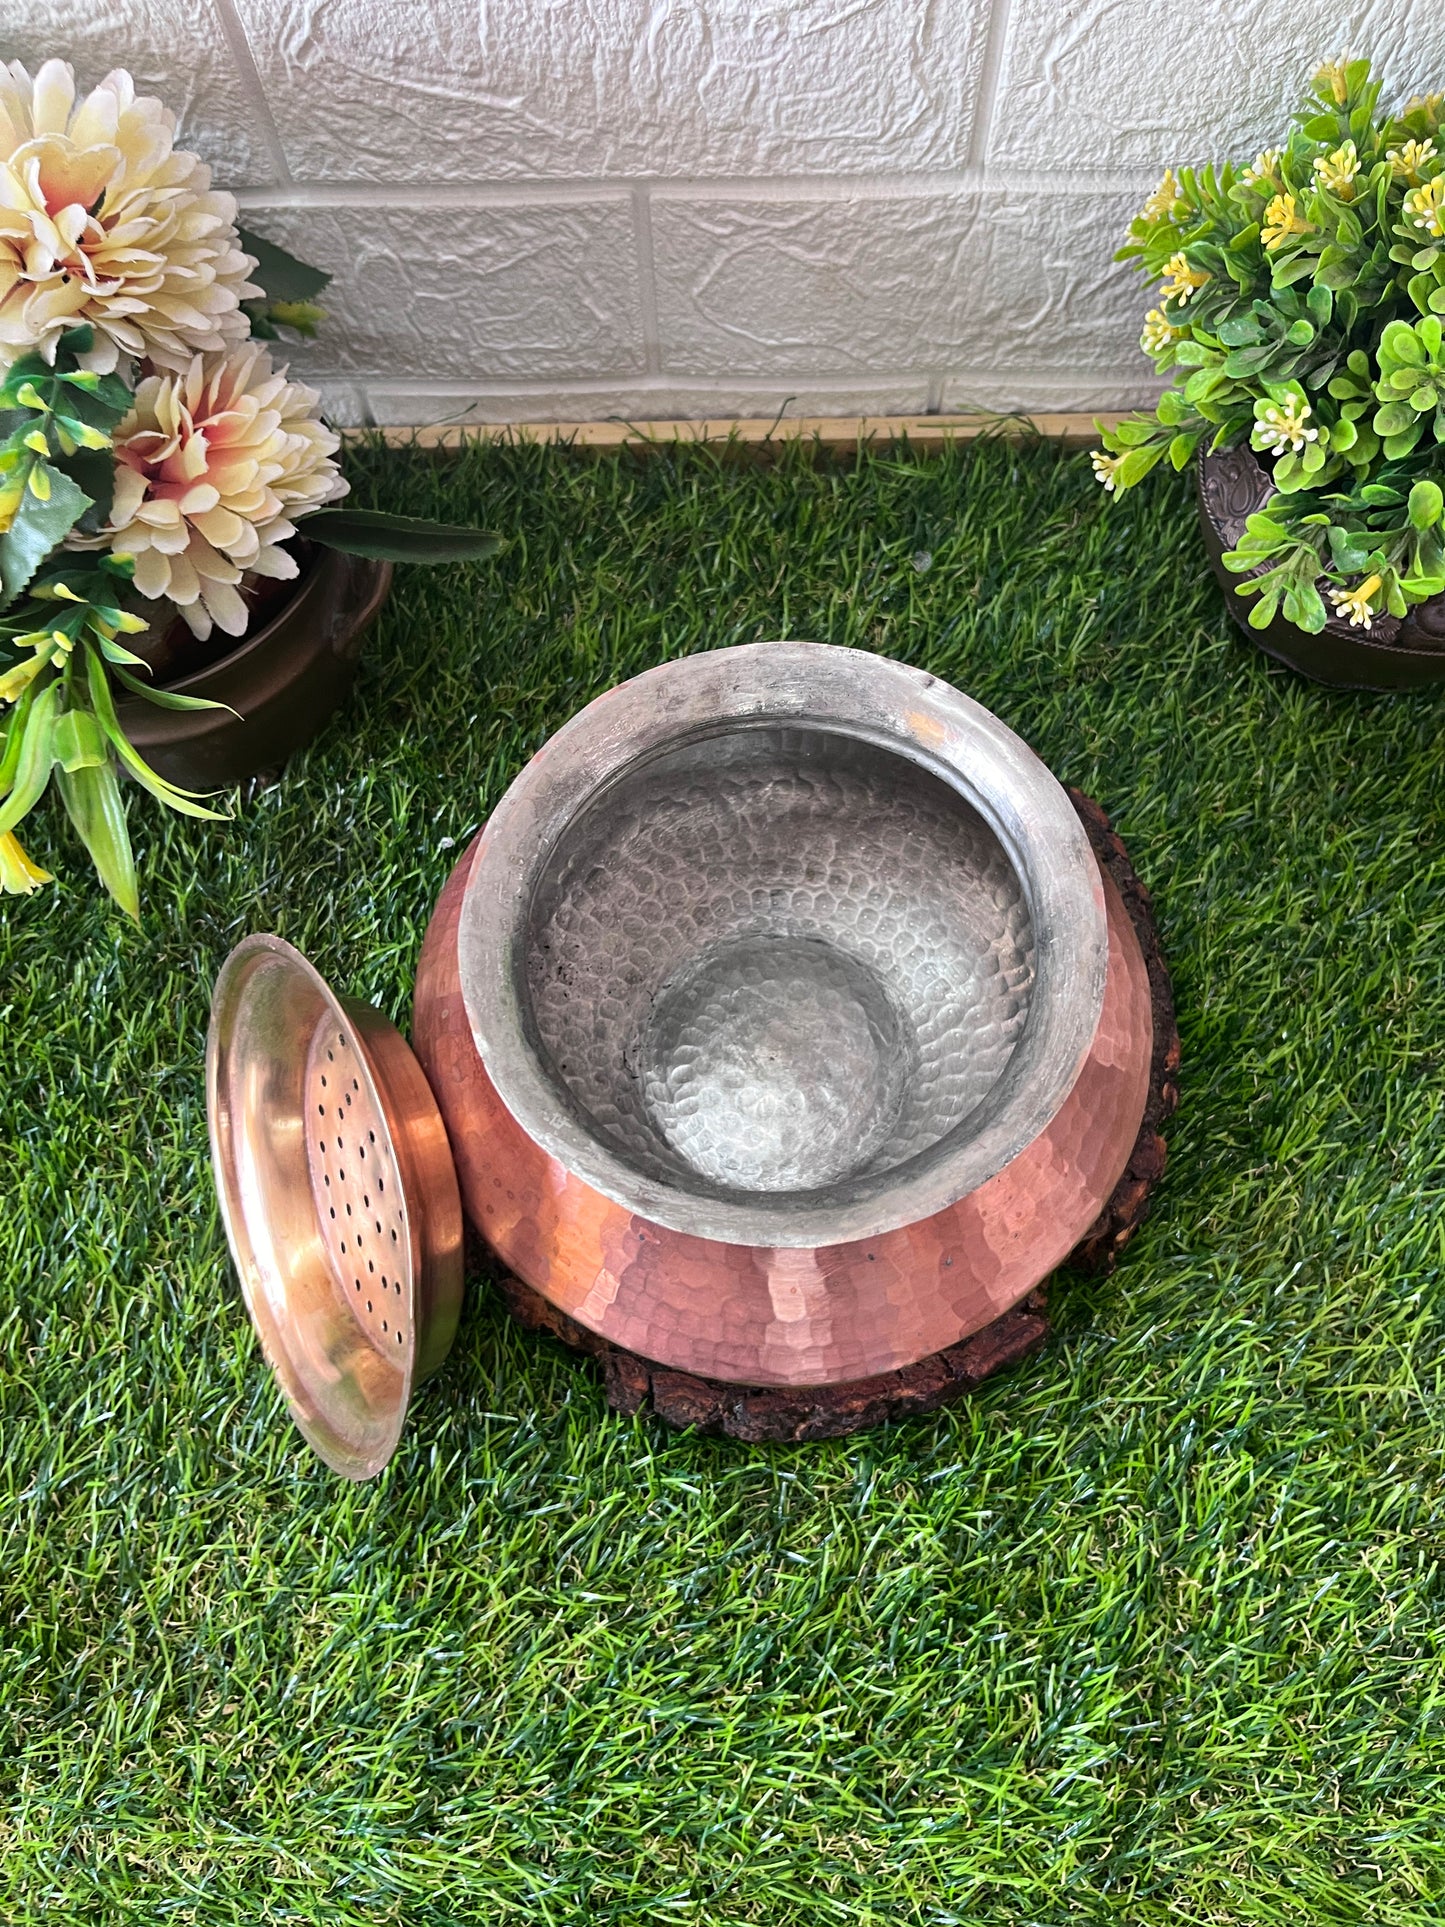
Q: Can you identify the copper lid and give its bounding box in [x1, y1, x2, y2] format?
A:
[206, 935, 463, 1479]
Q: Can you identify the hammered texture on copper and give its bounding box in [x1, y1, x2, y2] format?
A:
[525, 726, 1034, 1204]
[414, 811, 1154, 1389]
[304, 1020, 410, 1355]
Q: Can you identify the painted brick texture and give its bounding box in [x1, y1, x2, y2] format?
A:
[17, 3, 1445, 423]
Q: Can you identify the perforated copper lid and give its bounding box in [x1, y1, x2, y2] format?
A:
[207, 935, 464, 1479]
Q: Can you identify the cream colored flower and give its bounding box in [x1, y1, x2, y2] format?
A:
[1262, 192, 1313, 251]
[0, 59, 258, 373]
[1406, 177, 1445, 238]
[1140, 168, 1183, 222]
[1407, 94, 1445, 126]
[96, 346, 347, 639]
[1253, 394, 1317, 456]
[1090, 450, 1124, 492]
[1140, 307, 1182, 354]
[1241, 149, 1282, 190]
[1329, 573, 1381, 628]
[1388, 137, 1438, 184]
[1313, 140, 1359, 198]
[1315, 58, 1350, 104]
[0, 828, 51, 893]
[1161, 250, 1209, 305]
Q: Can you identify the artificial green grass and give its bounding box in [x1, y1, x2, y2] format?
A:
[5, 431, 1445, 1924]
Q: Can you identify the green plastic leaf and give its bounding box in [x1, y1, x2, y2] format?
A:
[0, 463, 91, 607]
[237, 226, 331, 303]
[0, 676, 58, 836]
[1373, 402, 1417, 436]
[302, 508, 504, 564]
[54, 757, 138, 919]
[1168, 431, 1199, 471]
[1409, 480, 1444, 529]
[109, 661, 231, 713]
[1382, 319, 1427, 365]
[86, 649, 225, 820]
[50, 706, 107, 771]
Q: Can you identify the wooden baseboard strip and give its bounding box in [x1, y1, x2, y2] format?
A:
[346, 411, 1124, 452]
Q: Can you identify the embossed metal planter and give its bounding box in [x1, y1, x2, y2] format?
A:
[1197, 444, 1445, 691]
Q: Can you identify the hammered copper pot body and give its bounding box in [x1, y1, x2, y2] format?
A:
[411, 643, 1156, 1389]
[116, 546, 393, 790]
[415, 840, 1152, 1387]
[1197, 444, 1445, 691]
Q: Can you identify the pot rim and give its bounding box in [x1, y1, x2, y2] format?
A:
[457, 641, 1109, 1249]
[137, 539, 341, 698]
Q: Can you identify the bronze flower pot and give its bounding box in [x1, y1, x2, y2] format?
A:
[114, 545, 393, 791]
[1197, 443, 1445, 691]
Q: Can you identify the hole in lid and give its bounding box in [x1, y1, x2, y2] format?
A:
[354, 1277, 361, 1291]
[368, 1129, 375, 1143]
[317, 1103, 325, 1116]
[396, 1331, 403, 1345]
[353, 1077, 360, 1091]
[390, 1229, 398, 1243]
[363, 1194, 370, 1208]
[320, 1074, 328, 1086]
[375, 1219, 382, 1234]
[336, 1136, 343, 1150]
[322, 1173, 330, 1187]
[377, 1176, 384, 1193]
[339, 1033, 347, 1047]
[359, 1145, 366, 1160]
[340, 1240, 347, 1253]
[366, 1300, 373, 1313]
[326, 1049, 334, 1062]
[346, 1091, 353, 1107]
[345, 1202, 352, 1216]
[394, 1280, 402, 1295]
[338, 1167, 346, 1180]
[328, 1206, 336, 1219]
[367, 1259, 375, 1273]
[381, 1319, 388, 1332]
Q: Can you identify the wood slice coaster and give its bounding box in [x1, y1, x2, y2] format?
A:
[485, 793, 1179, 1443]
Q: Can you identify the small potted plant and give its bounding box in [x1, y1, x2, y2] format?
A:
[1094, 56, 1445, 690]
[0, 60, 497, 913]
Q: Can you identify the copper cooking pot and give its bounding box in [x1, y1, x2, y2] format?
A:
[208, 644, 1158, 1476]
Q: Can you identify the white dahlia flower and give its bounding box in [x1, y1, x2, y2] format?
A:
[99, 346, 347, 638]
[0, 59, 258, 372]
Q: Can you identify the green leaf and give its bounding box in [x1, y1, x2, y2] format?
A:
[0, 673, 37, 795]
[56, 444, 114, 532]
[1223, 343, 1278, 377]
[237, 226, 331, 303]
[0, 677, 58, 836]
[1168, 431, 1199, 470]
[1115, 443, 1167, 488]
[301, 508, 504, 564]
[54, 757, 138, 919]
[86, 649, 225, 820]
[1409, 480, 1444, 530]
[0, 464, 91, 606]
[1382, 319, 1427, 365]
[50, 706, 107, 771]
[109, 661, 231, 713]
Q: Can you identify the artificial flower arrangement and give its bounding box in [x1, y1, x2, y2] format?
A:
[0, 59, 496, 913]
[1094, 57, 1445, 640]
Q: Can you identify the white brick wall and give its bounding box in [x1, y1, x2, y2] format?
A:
[18, 2, 1445, 424]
